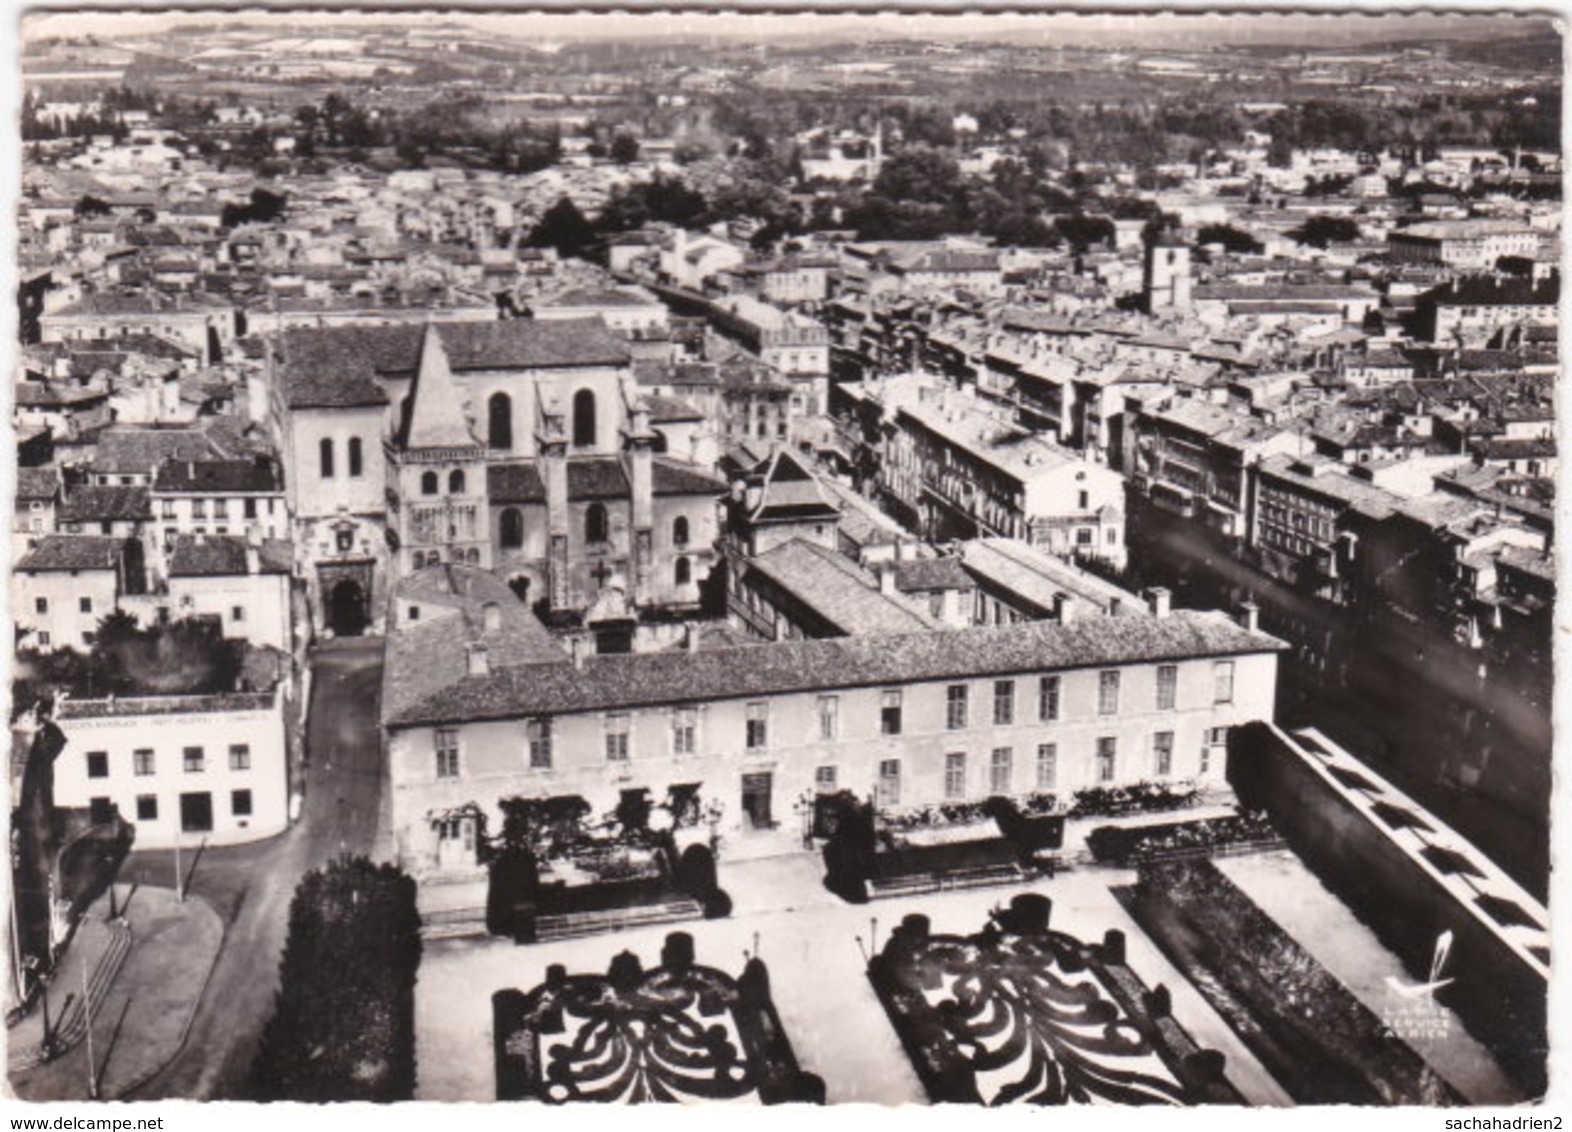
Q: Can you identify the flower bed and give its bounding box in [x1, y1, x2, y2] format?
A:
[870, 781, 1203, 842]
[1067, 780, 1204, 819]
[823, 795, 1061, 902]
[1085, 810, 1281, 865]
[1116, 858, 1462, 1105]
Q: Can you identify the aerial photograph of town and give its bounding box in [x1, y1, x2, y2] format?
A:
[3, 2, 1563, 1115]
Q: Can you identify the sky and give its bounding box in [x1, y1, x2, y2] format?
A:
[20, 3, 1560, 51]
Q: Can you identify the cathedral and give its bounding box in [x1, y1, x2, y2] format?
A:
[272, 318, 726, 637]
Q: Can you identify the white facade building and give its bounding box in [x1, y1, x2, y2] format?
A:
[53, 687, 290, 848]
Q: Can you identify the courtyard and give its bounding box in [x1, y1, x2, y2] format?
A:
[412, 847, 1525, 1105]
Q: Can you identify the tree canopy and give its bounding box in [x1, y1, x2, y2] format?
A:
[1196, 224, 1265, 255]
[528, 196, 597, 258]
[1289, 214, 1362, 248]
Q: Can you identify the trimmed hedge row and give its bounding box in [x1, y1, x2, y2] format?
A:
[250, 857, 421, 1102]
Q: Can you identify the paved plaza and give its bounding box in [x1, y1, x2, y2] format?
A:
[8, 886, 223, 1101]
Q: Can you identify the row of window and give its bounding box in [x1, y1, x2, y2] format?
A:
[85, 744, 251, 779]
[419, 389, 600, 453]
[937, 733, 1179, 799]
[113, 789, 253, 823]
[813, 729, 1227, 808]
[430, 666, 1238, 777]
[319, 437, 365, 479]
[419, 469, 470, 496]
[34, 596, 96, 615]
[160, 497, 273, 521]
[496, 510, 692, 551]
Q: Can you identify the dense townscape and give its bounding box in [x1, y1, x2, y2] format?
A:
[7, 10, 1559, 1109]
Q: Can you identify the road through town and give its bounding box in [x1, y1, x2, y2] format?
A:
[124, 639, 385, 1100]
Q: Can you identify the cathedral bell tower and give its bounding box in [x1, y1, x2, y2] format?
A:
[389, 325, 489, 575]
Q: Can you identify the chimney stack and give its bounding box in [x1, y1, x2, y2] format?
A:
[1147, 586, 1171, 618]
[1108, 596, 1122, 617]
[570, 637, 585, 669]
[683, 621, 699, 652]
[877, 563, 897, 596]
[244, 542, 260, 576]
[1053, 591, 1076, 624]
[1239, 600, 1260, 633]
[483, 602, 501, 633]
[466, 642, 489, 678]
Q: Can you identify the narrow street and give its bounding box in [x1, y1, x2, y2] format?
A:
[118, 638, 386, 1100]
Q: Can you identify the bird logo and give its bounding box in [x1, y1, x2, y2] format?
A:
[1384, 930, 1454, 999]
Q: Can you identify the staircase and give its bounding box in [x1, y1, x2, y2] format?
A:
[420, 905, 488, 942]
[536, 898, 704, 943]
[8, 917, 133, 1072]
[866, 862, 1029, 901]
[51, 918, 132, 1049]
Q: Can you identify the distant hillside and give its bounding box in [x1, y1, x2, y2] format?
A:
[1442, 31, 1563, 70]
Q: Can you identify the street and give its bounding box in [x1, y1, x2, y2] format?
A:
[117, 638, 386, 1100]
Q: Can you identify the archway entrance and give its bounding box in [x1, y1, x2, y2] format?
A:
[328, 578, 369, 637]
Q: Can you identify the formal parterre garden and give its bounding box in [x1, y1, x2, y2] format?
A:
[492, 931, 824, 1104]
[866, 893, 1241, 1106]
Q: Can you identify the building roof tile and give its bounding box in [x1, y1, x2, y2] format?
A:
[58, 484, 151, 523]
[388, 609, 1284, 727]
[91, 425, 234, 474]
[746, 538, 942, 636]
[152, 456, 281, 493]
[487, 462, 546, 504]
[168, 534, 292, 576]
[16, 467, 61, 501]
[279, 319, 631, 409]
[15, 535, 124, 573]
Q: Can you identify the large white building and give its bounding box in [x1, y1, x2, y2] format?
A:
[52, 686, 290, 848]
[1388, 220, 1540, 270]
[380, 564, 1282, 884]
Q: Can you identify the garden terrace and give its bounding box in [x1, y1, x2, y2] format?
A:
[483, 794, 730, 944]
[1116, 857, 1463, 1105]
[822, 795, 1057, 902]
[492, 931, 824, 1104]
[1228, 723, 1548, 1095]
[866, 894, 1242, 1106]
[866, 837, 1028, 900]
[534, 877, 705, 944]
